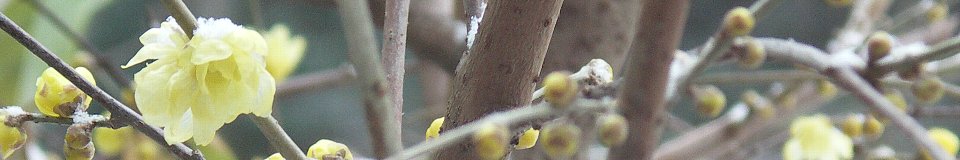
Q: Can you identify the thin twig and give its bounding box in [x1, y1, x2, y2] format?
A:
[381, 0, 411, 139]
[275, 64, 357, 99]
[5, 112, 126, 129]
[160, 0, 198, 38]
[747, 0, 786, 21]
[877, 37, 960, 73]
[27, 0, 132, 90]
[608, 0, 689, 159]
[0, 13, 204, 160]
[251, 115, 309, 160]
[335, 0, 403, 158]
[913, 106, 960, 118]
[694, 70, 824, 84]
[386, 99, 613, 160]
[756, 37, 953, 160]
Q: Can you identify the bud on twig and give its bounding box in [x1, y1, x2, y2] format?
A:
[541, 123, 581, 159]
[473, 123, 509, 160]
[722, 7, 755, 37]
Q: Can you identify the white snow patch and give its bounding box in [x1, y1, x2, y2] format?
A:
[1, 106, 26, 117]
[194, 17, 242, 39]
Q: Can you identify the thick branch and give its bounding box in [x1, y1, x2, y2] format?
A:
[335, 0, 403, 158]
[0, 13, 203, 160]
[607, 0, 689, 159]
[381, 0, 411, 137]
[437, 0, 564, 159]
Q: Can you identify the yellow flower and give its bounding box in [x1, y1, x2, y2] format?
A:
[307, 139, 353, 160]
[516, 128, 539, 150]
[425, 117, 444, 140]
[263, 24, 307, 82]
[123, 17, 276, 145]
[783, 115, 853, 160]
[922, 128, 959, 160]
[1, 108, 27, 159]
[35, 67, 96, 117]
[265, 153, 285, 160]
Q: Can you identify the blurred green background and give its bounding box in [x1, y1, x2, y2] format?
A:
[0, 0, 957, 159]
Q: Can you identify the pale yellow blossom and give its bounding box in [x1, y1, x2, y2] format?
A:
[263, 24, 307, 82]
[783, 115, 853, 160]
[124, 17, 275, 145]
[307, 139, 353, 160]
[35, 67, 96, 117]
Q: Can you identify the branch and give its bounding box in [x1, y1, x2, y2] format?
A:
[387, 99, 613, 160]
[436, 0, 564, 159]
[607, 0, 689, 159]
[275, 64, 357, 99]
[251, 115, 308, 160]
[694, 70, 824, 84]
[381, 0, 411, 137]
[0, 13, 203, 160]
[335, 0, 403, 158]
[160, 0, 197, 38]
[876, 37, 960, 73]
[5, 112, 125, 129]
[755, 37, 954, 160]
[28, 0, 132, 90]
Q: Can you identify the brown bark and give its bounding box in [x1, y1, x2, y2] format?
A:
[435, 0, 565, 159]
[608, 0, 690, 159]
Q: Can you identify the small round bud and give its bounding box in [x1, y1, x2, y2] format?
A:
[35, 67, 97, 118]
[867, 32, 893, 62]
[597, 114, 628, 147]
[927, 3, 949, 23]
[307, 139, 353, 160]
[0, 114, 26, 159]
[738, 38, 766, 69]
[722, 7, 756, 37]
[898, 63, 926, 80]
[694, 85, 727, 118]
[912, 76, 944, 103]
[543, 71, 578, 108]
[817, 79, 838, 99]
[863, 115, 885, 139]
[265, 153, 285, 160]
[425, 117, 444, 140]
[540, 123, 581, 159]
[921, 128, 959, 160]
[742, 90, 775, 119]
[473, 123, 509, 160]
[841, 114, 864, 138]
[824, 0, 853, 7]
[515, 128, 540, 150]
[65, 124, 94, 160]
[883, 90, 909, 112]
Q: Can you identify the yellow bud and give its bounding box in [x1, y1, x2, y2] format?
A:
[35, 67, 96, 118]
[824, 0, 853, 7]
[912, 76, 944, 103]
[425, 117, 444, 140]
[738, 38, 766, 69]
[867, 32, 893, 62]
[65, 124, 94, 160]
[723, 7, 755, 37]
[265, 153, 285, 160]
[863, 115, 884, 139]
[473, 123, 509, 160]
[841, 114, 864, 138]
[307, 139, 353, 160]
[743, 90, 775, 119]
[540, 123, 580, 159]
[543, 71, 578, 108]
[694, 85, 726, 118]
[898, 63, 926, 81]
[927, 3, 949, 23]
[597, 114, 628, 147]
[0, 113, 26, 159]
[516, 128, 539, 150]
[264, 24, 307, 82]
[817, 79, 838, 99]
[922, 128, 959, 160]
[884, 90, 909, 112]
[93, 126, 134, 157]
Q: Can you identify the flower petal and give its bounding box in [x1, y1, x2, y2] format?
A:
[191, 40, 233, 65]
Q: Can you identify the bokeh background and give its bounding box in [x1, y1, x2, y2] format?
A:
[0, 0, 957, 159]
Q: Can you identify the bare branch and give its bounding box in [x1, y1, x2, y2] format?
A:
[381, 0, 411, 138]
[5, 112, 126, 129]
[275, 64, 357, 99]
[251, 115, 308, 160]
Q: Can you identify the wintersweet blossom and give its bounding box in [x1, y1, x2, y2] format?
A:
[0, 107, 26, 159]
[307, 139, 353, 160]
[263, 24, 307, 82]
[783, 115, 853, 160]
[123, 17, 275, 145]
[35, 67, 96, 117]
